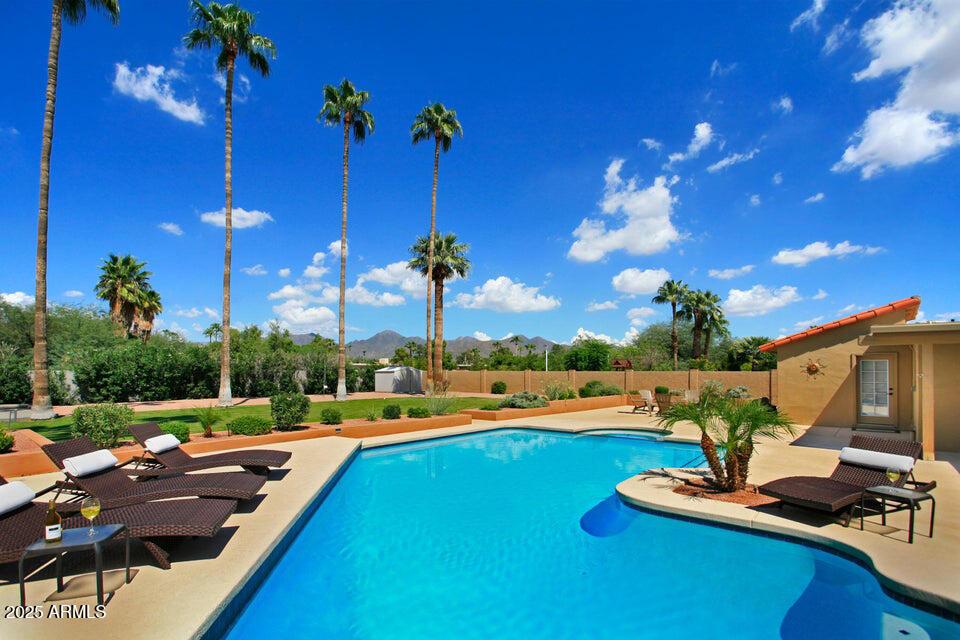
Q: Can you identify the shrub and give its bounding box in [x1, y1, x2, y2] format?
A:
[72, 403, 134, 448]
[228, 415, 273, 436]
[0, 427, 13, 454]
[543, 380, 576, 401]
[194, 406, 222, 438]
[654, 385, 670, 395]
[382, 404, 402, 420]
[161, 421, 191, 443]
[320, 408, 342, 425]
[578, 380, 622, 398]
[480, 402, 500, 411]
[490, 381, 507, 394]
[0, 357, 31, 405]
[365, 410, 378, 422]
[270, 392, 310, 431]
[499, 391, 548, 409]
[407, 407, 431, 419]
[425, 391, 456, 416]
[726, 385, 751, 399]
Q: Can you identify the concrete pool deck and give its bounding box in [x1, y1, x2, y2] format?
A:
[1, 405, 957, 638]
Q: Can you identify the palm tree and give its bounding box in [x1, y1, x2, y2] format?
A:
[408, 233, 470, 384]
[701, 292, 728, 359]
[184, 0, 276, 407]
[318, 79, 374, 401]
[411, 103, 463, 390]
[31, 0, 120, 420]
[203, 322, 223, 343]
[651, 279, 689, 370]
[94, 254, 150, 336]
[133, 289, 162, 342]
[508, 335, 522, 355]
[404, 340, 419, 362]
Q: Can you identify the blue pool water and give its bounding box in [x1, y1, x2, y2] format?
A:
[223, 429, 957, 639]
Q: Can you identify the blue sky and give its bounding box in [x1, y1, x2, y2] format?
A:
[2, 0, 958, 345]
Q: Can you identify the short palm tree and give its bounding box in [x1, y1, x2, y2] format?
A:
[184, 0, 276, 407]
[31, 0, 120, 420]
[133, 289, 163, 342]
[94, 254, 150, 336]
[318, 79, 374, 401]
[651, 279, 689, 370]
[409, 233, 470, 383]
[411, 103, 463, 389]
[203, 322, 223, 343]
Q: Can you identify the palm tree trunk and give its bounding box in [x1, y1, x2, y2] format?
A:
[704, 327, 713, 359]
[217, 55, 235, 407]
[434, 277, 444, 385]
[335, 119, 350, 401]
[425, 137, 440, 392]
[31, 0, 63, 420]
[670, 301, 678, 371]
[699, 431, 726, 488]
[692, 315, 703, 359]
[735, 442, 753, 490]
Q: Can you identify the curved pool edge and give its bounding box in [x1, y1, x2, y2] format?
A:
[615, 472, 960, 617]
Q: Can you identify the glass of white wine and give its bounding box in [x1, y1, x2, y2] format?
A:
[885, 468, 902, 484]
[80, 497, 101, 537]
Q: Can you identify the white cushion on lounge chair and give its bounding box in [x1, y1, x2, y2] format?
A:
[144, 433, 181, 454]
[839, 447, 914, 473]
[63, 449, 118, 477]
[0, 481, 35, 516]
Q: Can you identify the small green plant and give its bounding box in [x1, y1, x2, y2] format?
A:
[654, 385, 670, 395]
[407, 406, 432, 419]
[490, 380, 507, 394]
[320, 407, 342, 425]
[72, 403, 135, 448]
[270, 392, 310, 431]
[228, 415, 273, 436]
[726, 385, 751, 399]
[161, 421, 191, 444]
[0, 427, 14, 454]
[425, 390, 456, 416]
[543, 380, 576, 401]
[193, 405, 222, 438]
[480, 402, 500, 411]
[578, 380, 622, 398]
[365, 410, 378, 422]
[499, 391, 548, 409]
[382, 404, 402, 420]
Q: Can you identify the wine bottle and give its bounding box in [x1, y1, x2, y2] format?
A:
[44, 499, 62, 543]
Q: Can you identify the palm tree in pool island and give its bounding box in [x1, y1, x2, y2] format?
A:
[31, 0, 120, 420]
[318, 79, 375, 401]
[409, 233, 471, 382]
[184, 0, 276, 407]
[411, 103, 463, 388]
[652, 279, 689, 370]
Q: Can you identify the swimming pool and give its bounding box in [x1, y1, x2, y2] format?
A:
[220, 429, 957, 639]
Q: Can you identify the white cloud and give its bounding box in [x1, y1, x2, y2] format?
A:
[328, 240, 347, 257]
[500, 333, 515, 340]
[165, 321, 189, 338]
[64, 290, 84, 298]
[791, 0, 827, 32]
[586, 300, 618, 312]
[567, 160, 681, 262]
[823, 18, 852, 55]
[641, 138, 663, 151]
[278, 268, 291, 278]
[112, 62, 204, 125]
[357, 261, 426, 298]
[749, 194, 761, 207]
[793, 316, 825, 330]
[473, 331, 492, 341]
[213, 71, 251, 103]
[804, 192, 825, 204]
[268, 285, 309, 301]
[192, 323, 204, 333]
[569, 327, 638, 347]
[772, 172, 783, 185]
[707, 148, 759, 173]
[627, 306, 656, 326]
[708, 265, 754, 280]
[303, 265, 329, 279]
[203, 307, 219, 319]
[838, 303, 862, 315]
[665, 122, 714, 166]
[813, 288, 829, 300]
[611, 267, 671, 295]
[345, 284, 405, 307]
[773, 96, 794, 114]
[200, 207, 274, 229]
[271, 299, 336, 335]
[453, 276, 560, 313]
[934, 311, 960, 321]
[833, 0, 960, 178]
[1, 291, 34, 306]
[174, 307, 202, 318]
[724, 285, 802, 317]
[710, 60, 737, 77]
[241, 264, 267, 276]
[0, 126, 19, 136]
[157, 222, 183, 236]
[772, 240, 884, 266]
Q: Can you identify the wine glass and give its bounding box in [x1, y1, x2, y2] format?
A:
[80, 497, 101, 537]
[885, 468, 902, 485]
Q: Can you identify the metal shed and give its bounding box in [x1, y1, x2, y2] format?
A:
[374, 366, 423, 394]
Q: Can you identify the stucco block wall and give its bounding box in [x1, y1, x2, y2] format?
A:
[934, 344, 960, 451]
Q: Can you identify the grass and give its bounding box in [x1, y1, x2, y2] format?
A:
[9, 396, 491, 442]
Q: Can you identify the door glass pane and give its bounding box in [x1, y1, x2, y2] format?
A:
[860, 359, 890, 418]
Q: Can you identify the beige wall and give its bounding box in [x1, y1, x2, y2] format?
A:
[934, 344, 960, 451]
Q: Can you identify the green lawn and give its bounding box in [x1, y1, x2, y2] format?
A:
[9, 396, 492, 442]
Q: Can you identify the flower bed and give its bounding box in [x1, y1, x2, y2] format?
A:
[460, 394, 627, 421]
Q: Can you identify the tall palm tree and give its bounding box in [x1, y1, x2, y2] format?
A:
[408, 233, 470, 383]
[411, 103, 463, 390]
[31, 0, 120, 420]
[681, 289, 710, 359]
[184, 1, 275, 407]
[700, 292, 728, 359]
[133, 289, 163, 342]
[318, 79, 374, 401]
[94, 254, 149, 336]
[651, 279, 689, 370]
[508, 335, 522, 355]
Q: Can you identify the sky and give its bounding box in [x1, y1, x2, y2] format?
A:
[2, 0, 959, 346]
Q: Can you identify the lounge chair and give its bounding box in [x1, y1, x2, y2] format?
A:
[627, 390, 656, 414]
[759, 435, 936, 525]
[0, 475, 235, 569]
[41, 437, 266, 511]
[128, 422, 291, 476]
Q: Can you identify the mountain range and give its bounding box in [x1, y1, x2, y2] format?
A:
[291, 330, 556, 359]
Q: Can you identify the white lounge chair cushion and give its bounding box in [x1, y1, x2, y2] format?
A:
[0, 481, 35, 516]
[839, 447, 914, 473]
[144, 433, 182, 454]
[62, 449, 119, 477]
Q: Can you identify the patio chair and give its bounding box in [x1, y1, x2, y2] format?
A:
[759, 435, 936, 526]
[0, 475, 235, 569]
[627, 390, 656, 414]
[128, 422, 291, 476]
[41, 437, 266, 512]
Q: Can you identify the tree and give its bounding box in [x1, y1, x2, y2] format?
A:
[681, 289, 711, 359]
[725, 336, 777, 371]
[408, 233, 470, 384]
[94, 254, 150, 336]
[700, 292, 728, 359]
[31, 0, 120, 420]
[203, 322, 222, 343]
[411, 103, 463, 390]
[318, 79, 374, 400]
[508, 335, 522, 355]
[132, 289, 162, 342]
[184, 0, 276, 407]
[563, 338, 611, 371]
[652, 279, 689, 370]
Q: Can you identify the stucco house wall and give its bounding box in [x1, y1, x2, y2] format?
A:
[934, 343, 960, 451]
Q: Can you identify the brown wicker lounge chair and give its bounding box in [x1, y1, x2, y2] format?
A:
[41, 437, 266, 511]
[128, 422, 291, 475]
[0, 475, 235, 569]
[759, 435, 936, 525]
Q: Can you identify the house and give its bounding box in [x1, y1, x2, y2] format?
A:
[760, 296, 960, 459]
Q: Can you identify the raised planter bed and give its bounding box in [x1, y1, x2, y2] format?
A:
[461, 394, 628, 421]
